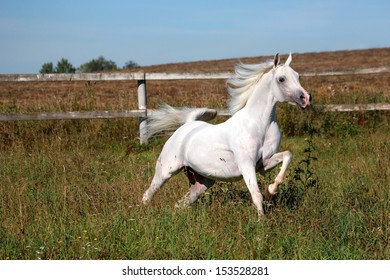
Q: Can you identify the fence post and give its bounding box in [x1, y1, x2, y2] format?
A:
[137, 74, 148, 145]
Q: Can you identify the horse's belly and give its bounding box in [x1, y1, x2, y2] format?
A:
[185, 147, 242, 180]
[180, 121, 243, 180]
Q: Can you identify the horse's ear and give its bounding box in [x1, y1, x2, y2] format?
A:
[285, 52, 292, 66]
[273, 53, 280, 68]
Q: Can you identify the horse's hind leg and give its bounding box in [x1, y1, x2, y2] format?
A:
[142, 153, 183, 205]
[175, 167, 215, 208]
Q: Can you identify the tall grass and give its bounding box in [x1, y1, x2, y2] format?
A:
[1, 51, 389, 259]
[0, 111, 388, 259]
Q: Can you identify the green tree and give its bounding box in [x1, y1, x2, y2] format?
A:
[55, 58, 76, 73]
[78, 56, 118, 72]
[123, 60, 139, 69]
[40, 62, 54, 74]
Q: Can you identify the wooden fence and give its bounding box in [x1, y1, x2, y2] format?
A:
[1, 66, 389, 144]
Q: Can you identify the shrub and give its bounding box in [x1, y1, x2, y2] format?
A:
[123, 60, 139, 70]
[39, 59, 76, 74]
[55, 58, 76, 73]
[78, 56, 118, 72]
[39, 62, 54, 74]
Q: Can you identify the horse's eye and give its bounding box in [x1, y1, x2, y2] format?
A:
[278, 77, 285, 83]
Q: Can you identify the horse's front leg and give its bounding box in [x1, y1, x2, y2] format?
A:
[263, 150, 292, 199]
[239, 162, 265, 220]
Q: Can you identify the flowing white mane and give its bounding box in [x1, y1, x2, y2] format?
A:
[227, 59, 274, 114]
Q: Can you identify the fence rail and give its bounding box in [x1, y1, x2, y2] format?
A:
[1, 103, 389, 122]
[1, 66, 390, 82]
[1, 66, 390, 144]
[0, 110, 145, 121]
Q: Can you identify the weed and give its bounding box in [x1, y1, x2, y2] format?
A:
[277, 136, 318, 210]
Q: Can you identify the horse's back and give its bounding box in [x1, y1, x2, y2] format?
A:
[159, 121, 209, 160]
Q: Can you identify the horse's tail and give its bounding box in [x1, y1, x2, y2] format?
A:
[145, 104, 217, 140]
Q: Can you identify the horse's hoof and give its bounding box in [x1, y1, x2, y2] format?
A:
[257, 211, 265, 222]
[142, 193, 151, 205]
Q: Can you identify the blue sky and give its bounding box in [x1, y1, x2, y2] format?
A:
[1, 0, 389, 73]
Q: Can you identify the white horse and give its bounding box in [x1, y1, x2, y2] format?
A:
[142, 53, 311, 220]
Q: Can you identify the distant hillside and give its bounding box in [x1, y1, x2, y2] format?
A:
[134, 48, 390, 73]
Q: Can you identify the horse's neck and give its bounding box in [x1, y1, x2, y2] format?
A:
[241, 78, 277, 127]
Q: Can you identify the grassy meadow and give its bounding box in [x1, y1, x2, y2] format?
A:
[0, 49, 389, 259]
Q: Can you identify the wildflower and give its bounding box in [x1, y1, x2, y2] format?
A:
[93, 237, 98, 241]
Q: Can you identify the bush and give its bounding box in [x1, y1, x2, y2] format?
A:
[78, 56, 118, 72]
[39, 62, 54, 74]
[55, 58, 76, 73]
[39, 59, 75, 74]
[123, 60, 139, 70]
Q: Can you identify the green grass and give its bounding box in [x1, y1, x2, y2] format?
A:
[1, 49, 389, 260]
[0, 113, 389, 260]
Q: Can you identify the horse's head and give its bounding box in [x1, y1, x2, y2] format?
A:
[271, 53, 311, 109]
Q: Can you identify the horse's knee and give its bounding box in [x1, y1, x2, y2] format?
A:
[284, 151, 293, 164]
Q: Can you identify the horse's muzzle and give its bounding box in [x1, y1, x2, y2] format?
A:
[299, 91, 311, 109]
